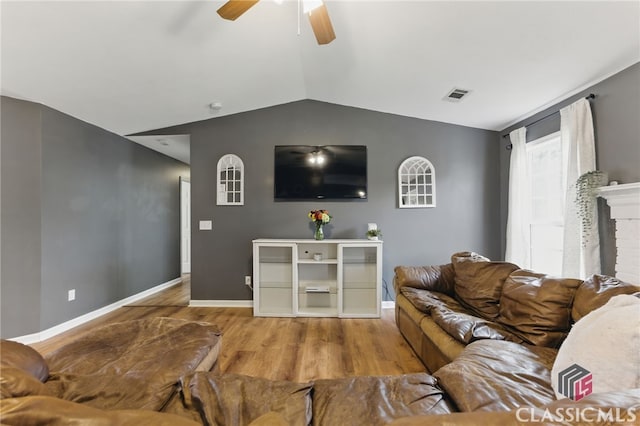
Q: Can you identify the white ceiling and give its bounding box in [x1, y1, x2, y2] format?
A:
[2, 1, 639, 149]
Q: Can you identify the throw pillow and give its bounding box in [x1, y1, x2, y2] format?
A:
[451, 252, 519, 320]
[498, 270, 582, 348]
[551, 294, 640, 400]
[0, 340, 49, 382]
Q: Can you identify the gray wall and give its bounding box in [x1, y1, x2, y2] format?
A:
[140, 100, 500, 301]
[1, 96, 190, 338]
[499, 62, 640, 275]
[1, 98, 43, 335]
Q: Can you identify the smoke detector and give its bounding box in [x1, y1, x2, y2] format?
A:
[443, 88, 471, 103]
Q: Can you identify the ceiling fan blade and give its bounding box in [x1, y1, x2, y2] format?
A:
[217, 0, 260, 21]
[308, 3, 336, 45]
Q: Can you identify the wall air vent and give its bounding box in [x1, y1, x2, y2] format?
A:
[443, 88, 471, 103]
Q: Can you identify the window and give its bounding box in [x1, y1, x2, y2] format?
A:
[398, 156, 436, 208]
[526, 132, 564, 275]
[216, 154, 244, 205]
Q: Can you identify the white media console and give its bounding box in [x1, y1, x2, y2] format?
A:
[252, 239, 383, 318]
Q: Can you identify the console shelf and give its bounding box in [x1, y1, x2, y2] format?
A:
[252, 239, 383, 318]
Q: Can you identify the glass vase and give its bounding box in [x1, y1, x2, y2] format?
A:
[314, 223, 324, 240]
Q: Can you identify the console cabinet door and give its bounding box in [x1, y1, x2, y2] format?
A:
[338, 244, 382, 318]
[253, 243, 296, 316]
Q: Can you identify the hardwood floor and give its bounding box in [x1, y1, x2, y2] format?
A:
[31, 286, 425, 382]
[124, 275, 191, 306]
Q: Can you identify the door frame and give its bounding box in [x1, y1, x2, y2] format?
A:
[180, 176, 191, 274]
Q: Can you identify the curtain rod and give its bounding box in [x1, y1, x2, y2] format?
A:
[504, 93, 595, 149]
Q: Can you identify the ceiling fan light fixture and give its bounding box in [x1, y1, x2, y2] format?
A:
[303, 0, 323, 14]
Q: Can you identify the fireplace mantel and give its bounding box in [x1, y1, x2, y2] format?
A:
[597, 182, 640, 284]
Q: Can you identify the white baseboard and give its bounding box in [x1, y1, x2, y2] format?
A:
[190, 300, 390, 309]
[189, 300, 254, 308]
[381, 301, 396, 309]
[11, 277, 183, 345]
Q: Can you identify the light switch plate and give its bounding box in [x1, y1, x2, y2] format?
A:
[199, 220, 213, 230]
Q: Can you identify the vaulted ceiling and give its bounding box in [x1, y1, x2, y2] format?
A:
[2, 1, 639, 138]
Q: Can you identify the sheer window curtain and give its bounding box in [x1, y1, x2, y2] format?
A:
[505, 127, 530, 268]
[560, 98, 599, 279]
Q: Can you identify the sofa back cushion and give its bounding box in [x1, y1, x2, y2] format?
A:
[498, 270, 582, 348]
[0, 340, 49, 382]
[394, 264, 456, 296]
[571, 274, 640, 322]
[451, 252, 518, 320]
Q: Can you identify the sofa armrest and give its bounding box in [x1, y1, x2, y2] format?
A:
[393, 264, 455, 296]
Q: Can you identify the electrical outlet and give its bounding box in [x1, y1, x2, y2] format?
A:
[245, 276, 252, 286]
[68, 289, 76, 301]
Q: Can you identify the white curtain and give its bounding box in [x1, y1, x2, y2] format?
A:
[560, 98, 599, 279]
[505, 127, 530, 268]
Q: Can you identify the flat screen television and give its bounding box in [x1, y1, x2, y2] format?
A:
[274, 145, 367, 200]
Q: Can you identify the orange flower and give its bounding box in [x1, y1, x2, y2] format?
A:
[309, 209, 331, 224]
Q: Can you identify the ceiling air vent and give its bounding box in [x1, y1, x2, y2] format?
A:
[443, 88, 471, 103]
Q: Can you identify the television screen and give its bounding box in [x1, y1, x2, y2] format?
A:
[274, 145, 367, 200]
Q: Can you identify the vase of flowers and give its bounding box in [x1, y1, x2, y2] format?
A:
[308, 209, 331, 240]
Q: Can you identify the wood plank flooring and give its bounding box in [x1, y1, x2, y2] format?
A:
[124, 275, 190, 307]
[31, 282, 425, 382]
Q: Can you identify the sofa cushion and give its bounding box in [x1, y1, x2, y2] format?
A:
[177, 372, 313, 426]
[247, 412, 289, 426]
[396, 292, 428, 326]
[43, 372, 178, 411]
[1, 367, 51, 399]
[551, 294, 640, 401]
[394, 264, 456, 296]
[0, 395, 201, 426]
[0, 340, 49, 382]
[451, 252, 518, 320]
[498, 270, 582, 348]
[312, 373, 453, 426]
[418, 317, 466, 372]
[434, 340, 557, 412]
[45, 317, 221, 381]
[571, 274, 640, 322]
[399, 287, 466, 315]
[430, 309, 523, 345]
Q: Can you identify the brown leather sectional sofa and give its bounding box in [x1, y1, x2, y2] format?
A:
[394, 251, 639, 373]
[393, 251, 640, 424]
[1, 318, 455, 425]
[2, 259, 639, 425]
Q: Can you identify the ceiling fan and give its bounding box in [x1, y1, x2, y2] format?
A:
[217, 0, 336, 45]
